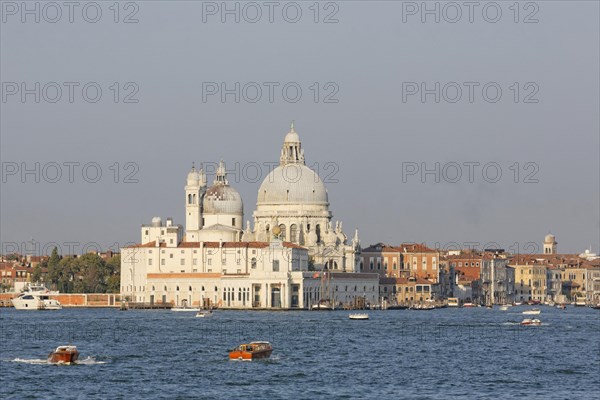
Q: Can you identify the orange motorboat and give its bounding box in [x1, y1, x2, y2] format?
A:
[48, 345, 79, 364]
[229, 341, 272, 361]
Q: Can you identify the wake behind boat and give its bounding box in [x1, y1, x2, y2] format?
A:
[11, 284, 62, 310]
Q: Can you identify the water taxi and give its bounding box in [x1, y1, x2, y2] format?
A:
[229, 341, 273, 361]
[349, 313, 369, 320]
[48, 345, 79, 365]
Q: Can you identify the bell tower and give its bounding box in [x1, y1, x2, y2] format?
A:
[185, 163, 206, 238]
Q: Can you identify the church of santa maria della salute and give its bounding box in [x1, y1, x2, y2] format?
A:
[120, 124, 380, 309]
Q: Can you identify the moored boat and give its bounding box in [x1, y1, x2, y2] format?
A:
[48, 345, 79, 364]
[311, 300, 334, 311]
[462, 302, 475, 308]
[349, 313, 369, 320]
[556, 304, 566, 309]
[11, 284, 62, 310]
[229, 341, 273, 361]
[520, 318, 542, 326]
[171, 306, 201, 312]
[499, 305, 509, 311]
[522, 308, 541, 315]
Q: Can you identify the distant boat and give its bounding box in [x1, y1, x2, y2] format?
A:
[522, 308, 541, 315]
[349, 313, 369, 320]
[499, 306, 509, 311]
[590, 304, 600, 310]
[48, 345, 79, 365]
[556, 304, 566, 310]
[195, 310, 213, 318]
[462, 302, 476, 308]
[171, 306, 201, 312]
[11, 284, 62, 310]
[229, 341, 272, 361]
[311, 300, 334, 311]
[447, 298, 460, 307]
[573, 300, 586, 307]
[520, 318, 542, 326]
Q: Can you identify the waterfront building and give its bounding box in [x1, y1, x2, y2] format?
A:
[379, 277, 434, 304]
[512, 262, 547, 303]
[481, 253, 514, 305]
[121, 124, 378, 309]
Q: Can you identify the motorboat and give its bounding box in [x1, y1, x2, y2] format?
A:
[11, 284, 62, 310]
[195, 310, 213, 318]
[520, 318, 542, 326]
[48, 345, 79, 364]
[556, 304, 566, 310]
[590, 304, 600, 310]
[499, 305, 509, 311]
[229, 341, 273, 361]
[462, 303, 476, 308]
[522, 308, 541, 315]
[447, 298, 459, 307]
[349, 313, 369, 320]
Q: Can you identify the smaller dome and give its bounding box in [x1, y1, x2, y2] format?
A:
[187, 166, 199, 185]
[203, 185, 243, 215]
[284, 121, 299, 143]
[544, 234, 555, 243]
[151, 217, 162, 227]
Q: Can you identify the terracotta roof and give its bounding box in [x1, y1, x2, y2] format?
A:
[363, 243, 437, 253]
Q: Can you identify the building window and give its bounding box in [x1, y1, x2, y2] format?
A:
[232, 218, 236, 226]
[148, 259, 153, 266]
[208, 259, 212, 265]
[145, 230, 149, 235]
[170, 254, 173, 259]
[370, 261, 373, 270]
[290, 224, 298, 242]
[161, 259, 165, 266]
[251, 258, 257, 268]
[193, 259, 197, 265]
[180, 259, 185, 266]
[273, 260, 280, 272]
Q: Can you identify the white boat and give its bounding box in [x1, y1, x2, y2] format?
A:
[447, 298, 459, 307]
[11, 284, 62, 310]
[522, 308, 541, 315]
[520, 318, 542, 326]
[171, 306, 201, 312]
[349, 313, 369, 320]
[195, 310, 213, 318]
[499, 305, 509, 311]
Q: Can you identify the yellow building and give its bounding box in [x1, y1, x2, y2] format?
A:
[512, 263, 547, 302]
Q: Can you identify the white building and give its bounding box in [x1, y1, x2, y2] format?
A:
[120, 123, 378, 309]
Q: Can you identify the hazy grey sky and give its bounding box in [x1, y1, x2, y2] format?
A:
[1, 1, 598, 255]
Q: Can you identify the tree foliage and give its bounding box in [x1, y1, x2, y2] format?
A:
[45, 247, 120, 294]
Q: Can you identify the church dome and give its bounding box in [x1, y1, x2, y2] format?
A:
[203, 185, 243, 215]
[202, 161, 243, 215]
[257, 164, 328, 205]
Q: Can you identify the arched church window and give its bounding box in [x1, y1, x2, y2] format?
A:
[189, 286, 192, 291]
[176, 286, 179, 291]
[290, 224, 298, 242]
[193, 194, 196, 204]
[316, 224, 321, 243]
[188, 194, 192, 204]
[279, 224, 286, 240]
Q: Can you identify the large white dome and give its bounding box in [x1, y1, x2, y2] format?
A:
[257, 164, 328, 205]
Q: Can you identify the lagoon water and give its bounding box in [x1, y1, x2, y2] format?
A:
[1, 306, 599, 399]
